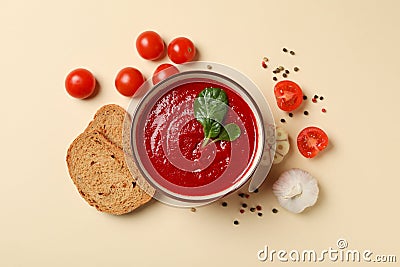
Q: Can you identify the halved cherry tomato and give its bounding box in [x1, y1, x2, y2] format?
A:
[115, 67, 145, 97]
[297, 126, 329, 158]
[152, 63, 179, 85]
[274, 80, 303, 111]
[136, 31, 165, 60]
[167, 37, 196, 64]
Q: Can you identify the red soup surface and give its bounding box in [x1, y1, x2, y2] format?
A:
[139, 80, 258, 196]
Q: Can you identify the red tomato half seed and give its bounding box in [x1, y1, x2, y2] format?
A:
[297, 126, 329, 158]
[274, 80, 303, 111]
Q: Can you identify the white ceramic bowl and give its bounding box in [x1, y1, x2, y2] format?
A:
[124, 62, 275, 207]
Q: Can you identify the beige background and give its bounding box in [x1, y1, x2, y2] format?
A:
[1, 0, 399, 266]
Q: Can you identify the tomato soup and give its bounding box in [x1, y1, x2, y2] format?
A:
[136, 79, 259, 197]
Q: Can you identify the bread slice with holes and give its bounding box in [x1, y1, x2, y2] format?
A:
[66, 130, 152, 215]
[85, 104, 127, 149]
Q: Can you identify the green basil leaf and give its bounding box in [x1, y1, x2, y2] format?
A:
[194, 87, 228, 139]
[194, 87, 228, 123]
[198, 118, 222, 139]
[216, 123, 241, 141]
[198, 87, 228, 105]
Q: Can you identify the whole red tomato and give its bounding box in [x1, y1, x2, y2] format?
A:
[65, 68, 96, 99]
[152, 63, 179, 85]
[136, 31, 165, 60]
[167, 37, 196, 64]
[115, 67, 145, 97]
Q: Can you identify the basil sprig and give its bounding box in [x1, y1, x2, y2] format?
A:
[194, 87, 241, 146]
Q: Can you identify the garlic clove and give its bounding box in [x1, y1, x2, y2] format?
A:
[260, 124, 276, 166]
[272, 168, 319, 213]
[276, 126, 289, 141]
[274, 141, 290, 164]
[276, 139, 290, 155]
[273, 127, 290, 164]
[261, 126, 290, 165]
[273, 153, 284, 164]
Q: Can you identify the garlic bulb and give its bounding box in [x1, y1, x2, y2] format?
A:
[272, 168, 319, 213]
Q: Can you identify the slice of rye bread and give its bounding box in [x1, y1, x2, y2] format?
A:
[66, 131, 152, 215]
[85, 104, 127, 149]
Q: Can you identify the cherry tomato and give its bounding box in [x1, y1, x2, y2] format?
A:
[152, 63, 179, 85]
[65, 68, 96, 99]
[297, 127, 329, 158]
[136, 31, 165, 60]
[115, 67, 145, 97]
[274, 80, 303, 111]
[167, 37, 196, 64]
